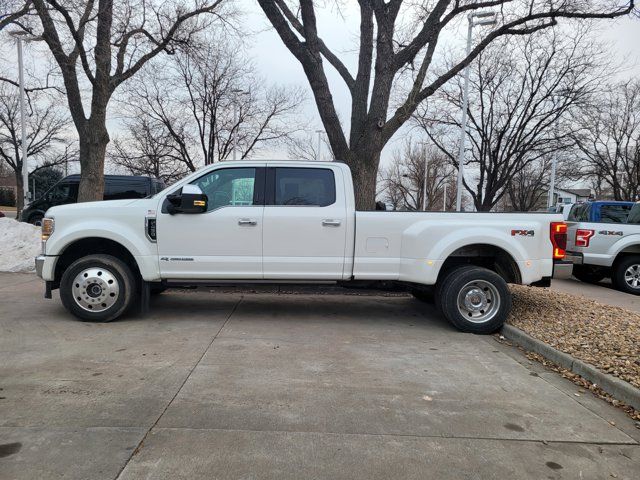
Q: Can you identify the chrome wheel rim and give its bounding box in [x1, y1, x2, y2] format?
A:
[456, 279, 500, 324]
[624, 264, 640, 289]
[71, 267, 119, 312]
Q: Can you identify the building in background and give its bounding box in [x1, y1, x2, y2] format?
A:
[551, 187, 592, 206]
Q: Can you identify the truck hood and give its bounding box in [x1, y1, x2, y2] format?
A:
[46, 198, 157, 218]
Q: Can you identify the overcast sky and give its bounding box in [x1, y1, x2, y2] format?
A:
[240, 2, 640, 164]
[1, 2, 639, 171]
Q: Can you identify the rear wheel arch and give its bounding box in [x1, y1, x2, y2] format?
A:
[437, 243, 522, 285]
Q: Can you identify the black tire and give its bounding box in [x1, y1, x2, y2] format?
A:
[409, 287, 434, 303]
[572, 265, 606, 284]
[29, 214, 44, 226]
[612, 256, 640, 295]
[437, 266, 511, 334]
[433, 265, 471, 313]
[60, 254, 137, 322]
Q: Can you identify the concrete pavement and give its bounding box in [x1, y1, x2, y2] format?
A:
[551, 277, 640, 313]
[1, 272, 638, 479]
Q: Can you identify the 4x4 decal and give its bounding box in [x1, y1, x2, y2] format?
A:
[597, 230, 623, 236]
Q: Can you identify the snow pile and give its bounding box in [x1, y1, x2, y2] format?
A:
[0, 218, 41, 273]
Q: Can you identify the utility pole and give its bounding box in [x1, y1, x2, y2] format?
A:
[455, 12, 497, 212]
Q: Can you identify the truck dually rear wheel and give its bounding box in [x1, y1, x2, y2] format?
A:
[438, 266, 511, 334]
[60, 254, 136, 322]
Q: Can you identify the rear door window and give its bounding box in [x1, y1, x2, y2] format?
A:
[104, 181, 147, 200]
[599, 204, 631, 223]
[273, 168, 336, 206]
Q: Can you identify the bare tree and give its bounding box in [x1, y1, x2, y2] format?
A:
[257, 0, 633, 210]
[0, 1, 32, 31]
[416, 29, 605, 211]
[114, 39, 304, 172]
[28, 0, 226, 202]
[379, 140, 454, 211]
[0, 83, 75, 215]
[110, 118, 191, 184]
[286, 130, 333, 161]
[573, 80, 640, 201]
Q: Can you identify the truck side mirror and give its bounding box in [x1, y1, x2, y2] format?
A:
[167, 185, 208, 214]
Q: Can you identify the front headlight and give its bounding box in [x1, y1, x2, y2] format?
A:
[41, 218, 54, 254]
[41, 217, 54, 240]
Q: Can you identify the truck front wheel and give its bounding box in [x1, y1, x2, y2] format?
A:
[612, 256, 640, 295]
[60, 254, 137, 322]
[438, 266, 511, 334]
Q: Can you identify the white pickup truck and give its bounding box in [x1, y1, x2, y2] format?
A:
[35, 161, 570, 334]
[566, 201, 640, 294]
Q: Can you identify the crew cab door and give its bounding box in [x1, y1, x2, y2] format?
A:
[262, 166, 347, 279]
[155, 166, 265, 279]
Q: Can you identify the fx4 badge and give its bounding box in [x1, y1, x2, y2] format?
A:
[511, 229, 534, 237]
[598, 230, 623, 236]
[160, 257, 194, 262]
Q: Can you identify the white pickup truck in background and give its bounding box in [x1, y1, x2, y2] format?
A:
[35, 161, 570, 334]
[566, 201, 640, 294]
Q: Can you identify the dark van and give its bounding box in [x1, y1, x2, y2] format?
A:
[21, 175, 165, 225]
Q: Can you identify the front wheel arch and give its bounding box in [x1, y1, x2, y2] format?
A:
[55, 237, 142, 286]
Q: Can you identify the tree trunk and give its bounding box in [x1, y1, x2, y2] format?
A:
[77, 121, 110, 202]
[346, 149, 379, 211]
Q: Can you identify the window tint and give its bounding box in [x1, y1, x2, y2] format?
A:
[568, 203, 587, 222]
[104, 181, 148, 200]
[600, 204, 631, 223]
[191, 168, 256, 211]
[49, 182, 77, 203]
[627, 204, 640, 224]
[274, 168, 335, 206]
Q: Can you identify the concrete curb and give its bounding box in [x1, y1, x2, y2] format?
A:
[501, 324, 640, 411]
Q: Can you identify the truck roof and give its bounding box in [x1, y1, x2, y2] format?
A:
[208, 160, 341, 167]
[62, 174, 158, 181]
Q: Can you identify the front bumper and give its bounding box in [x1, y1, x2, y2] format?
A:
[35, 255, 57, 281]
[35, 255, 45, 278]
[552, 260, 573, 279]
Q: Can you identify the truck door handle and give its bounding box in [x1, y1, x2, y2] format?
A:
[322, 219, 341, 227]
[238, 218, 257, 226]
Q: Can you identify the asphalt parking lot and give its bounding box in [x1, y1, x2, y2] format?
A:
[1, 273, 639, 479]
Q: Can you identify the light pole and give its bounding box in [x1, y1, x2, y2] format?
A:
[231, 88, 249, 161]
[9, 31, 30, 207]
[422, 143, 428, 211]
[547, 95, 561, 210]
[455, 11, 497, 212]
[315, 129, 323, 161]
[442, 182, 447, 211]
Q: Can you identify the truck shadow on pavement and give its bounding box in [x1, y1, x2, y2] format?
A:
[139, 290, 456, 332]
